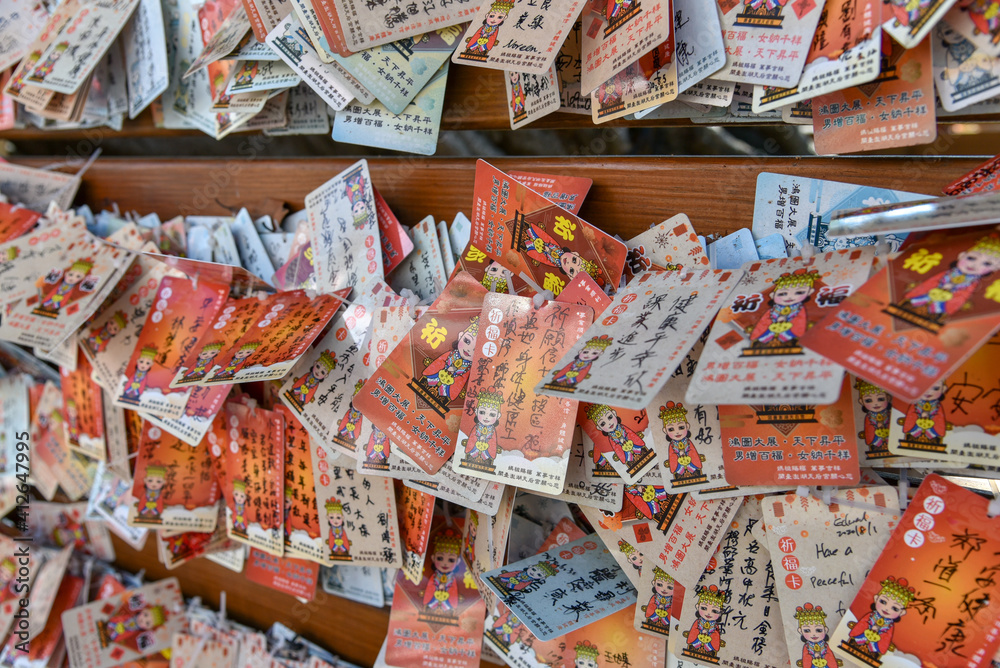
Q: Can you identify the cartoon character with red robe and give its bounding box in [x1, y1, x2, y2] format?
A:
[644, 567, 675, 631]
[659, 401, 704, 480]
[901, 380, 948, 444]
[231, 479, 249, 535]
[423, 527, 463, 613]
[574, 641, 600, 668]
[346, 169, 369, 229]
[618, 538, 643, 574]
[121, 347, 157, 405]
[510, 72, 526, 117]
[64, 400, 80, 445]
[685, 585, 727, 657]
[9, 51, 41, 95]
[85, 311, 127, 354]
[898, 234, 1000, 324]
[588, 404, 652, 469]
[748, 269, 819, 351]
[843, 576, 915, 661]
[326, 498, 351, 560]
[521, 220, 606, 287]
[336, 380, 365, 448]
[552, 335, 612, 388]
[179, 342, 223, 384]
[28, 42, 68, 84]
[285, 350, 335, 411]
[494, 559, 559, 593]
[422, 316, 479, 401]
[795, 603, 841, 668]
[624, 484, 669, 520]
[960, 0, 1000, 41]
[491, 606, 527, 647]
[462, 388, 502, 465]
[52, 511, 89, 551]
[31, 257, 98, 318]
[137, 462, 167, 522]
[212, 341, 260, 381]
[481, 261, 513, 293]
[97, 595, 170, 652]
[856, 379, 892, 457]
[459, 0, 514, 59]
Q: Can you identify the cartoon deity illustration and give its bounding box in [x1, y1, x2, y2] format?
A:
[9, 51, 41, 95]
[490, 607, 527, 647]
[137, 462, 167, 522]
[887, 0, 929, 27]
[121, 347, 157, 405]
[519, 219, 606, 287]
[422, 527, 463, 613]
[684, 585, 727, 660]
[494, 559, 559, 592]
[746, 269, 820, 354]
[643, 567, 675, 632]
[285, 350, 336, 411]
[618, 538, 643, 573]
[960, 0, 1000, 41]
[481, 261, 513, 293]
[336, 380, 366, 448]
[458, 0, 514, 60]
[624, 484, 669, 520]
[659, 402, 705, 483]
[212, 341, 260, 381]
[899, 380, 949, 449]
[461, 388, 502, 467]
[85, 311, 127, 354]
[31, 258, 98, 318]
[234, 61, 258, 87]
[744, 0, 788, 13]
[856, 379, 892, 457]
[796, 603, 841, 668]
[463, 511, 479, 568]
[326, 498, 352, 560]
[28, 42, 68, 83]
[895, 234, 1000, 328]
[0, 247, 20, 264]
[842, 576, 915, 663]
[345, 167, 370, 229]
[276, 24, 306, 59]
[179, 342, 223, 384]
[574, 641, 600, 668]
[52, 512, 88, 551]
[421, 316, 479, 401]
[0, 558, 19, 601]
[65, 399, 80, 444]
[231, 479, 249, 536]
[597, 75, 624, 109]
[940, 24, 999, 96]
[365, 426, 390, 468]
[588, 404, 653, 473]
[97, 596, 170, 652]
[550, 335, 613, 389]
[509, 72, 526, 122]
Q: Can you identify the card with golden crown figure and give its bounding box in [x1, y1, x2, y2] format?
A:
[689, 247, 877, 407]
[633, 561, 685, 641]
[169, 296, 266, 388]
[451, 240, 535, 298]
[309, 449, 403, 568]
[801, 225, 1000, 405]
[0, 229, 135, 351]
[276, 404, 327, 565]
[450, 293, 593, 494]
[355, 271, 489, 475]
[61, 577, 185, 668]
[199, 289, 347, 385]
[386, 513, 486, 668]
[278, 312, 363, 453]
[537, 267, 739, 411]
[761, 487, 901, 668]
[886, 331, 1000, 465]
[675, 496, 790, 668]
[59, 349, 106, 461]
[829, 474, 1000, 668]
[208, 402, 285, 556]
[127, 420, 221, 533]
[469, 160, 627, 298]
[112, 275, 229, 419]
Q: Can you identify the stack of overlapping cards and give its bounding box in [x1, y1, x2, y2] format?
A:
[5, 154, 1000, 668]
[4, 0, 1000, 152]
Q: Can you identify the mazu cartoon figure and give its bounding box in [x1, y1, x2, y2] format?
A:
[461, 387, 503, 467]
[458, 0, 514, 60]
[137, 462, 167, 522]
[422, 527, 463, 614]
[684, 585, 727, 659]
[618, 538, 643, 574]
[86, 311, 127, 354]
[842, 576, 915, 663]
[795, 603, 841, 668]
[32, 258, 98, 319]
[285, 350, 336, 411]
[422, 316, 479, 402]
[520, 220, 606, 287]
[550, 335, 613, 390]
[746, 269, 820, 354]
[659, 401, 705, 483]
[856, 379, 892, 458]
[899, 380, 949, 448]
[97, 596, 170, 653]
[643, 567, 675, 633]
[336, 380, 365, 449]
[326, 498, 352, 560]
[212, 341, 260, 381]
[231, 479, 249, 536]
[121, 347, 157, 406]
[493, 559, 559, 593]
